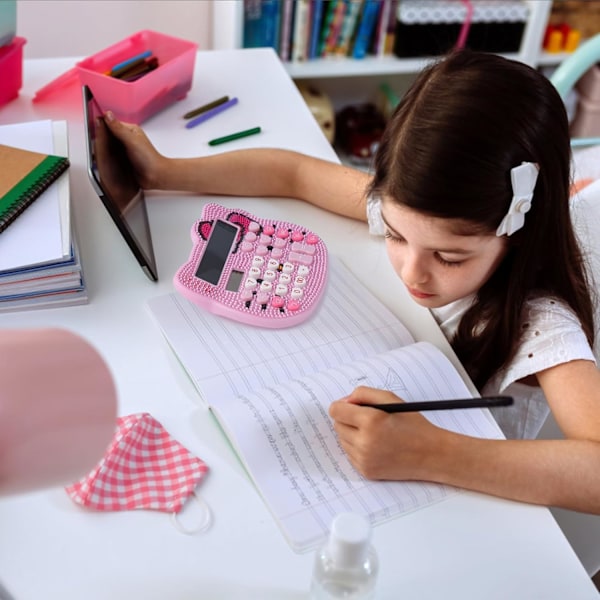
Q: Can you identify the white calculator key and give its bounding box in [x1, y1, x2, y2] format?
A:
[297, 265, 310, 277]
[256, 245, 269, 256]
[271, 248, 284, 259]
[244, 277, 258, 289]
[256, 291, 270, 304]
[267, 258, 280, 270]
[248, 221, 261, 233]
[252, 256, 265, 267]
[263, 269, 277, 281]
[241, 289, 253, 301]
[248, 266, 261, 279]
[275, 284, 288, 296]
[279, 273, 291, 284]
[260, 281, 273, 292]
[290, 287, 303, 299]
[294, 276, 307, 288]
[282, 262, 294, 274]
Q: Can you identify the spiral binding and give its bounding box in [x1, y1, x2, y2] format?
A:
[0, 156, 70, 233]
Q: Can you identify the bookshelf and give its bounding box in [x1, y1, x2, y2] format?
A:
[211, 1, 556, 80]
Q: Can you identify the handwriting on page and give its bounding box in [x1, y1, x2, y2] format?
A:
[210, 342, 503, 551]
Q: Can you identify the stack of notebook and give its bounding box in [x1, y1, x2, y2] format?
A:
[0, 119, 87, 312]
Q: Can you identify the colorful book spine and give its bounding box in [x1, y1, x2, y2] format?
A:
[352, 0, 381, 59]
[324, 0, 347, 55]
[335, 0, 363, 56]
[243, 0, 281, 50]
[292, 0, 311, 62]
[279, 0, 295, 61]
[308, 0, 325, 60]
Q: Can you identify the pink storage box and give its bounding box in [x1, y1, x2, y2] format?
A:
[76, 30, 197, 124]
[0, 36, 26, 107]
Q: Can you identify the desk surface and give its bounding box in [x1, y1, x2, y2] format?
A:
[0, 48, 597, 600]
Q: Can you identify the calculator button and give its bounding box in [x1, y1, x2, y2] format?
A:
[275, 284, 288, 296]
[288, 252, 313, 265]
[275, 229, 289, 239]
[294, 276, 307, 288]
[244, 232, 257, 242]
[248, 266, 261, 279]
[273, 237, 287, 248]
[290, 287, 303, 299]
[263, 225, 275, 236]
[244, 277, 258, 289]
[282, 262, 294, 274]
[291, 231, 304, 242]
[263, 269, 277, 282]
[256, 245, 268, 256]
[267, 258, 280, 270]
[287, 300, 301, 311]
[259, 234, 272, 245]
[257, 291, 270, 304]
[260, 281, 273, 292]
[252, 256, 265, 267]
[241, 289, 253, 301]
[248, 222, 261, 233]
[240, 242, 254, 253]
[279, 273, 291, 284]
[291, 242, 316, 255]
[297, 265, 310, 277]
[271, 248, 284, 259]
[272, 296, 285, 308]
[305, 234, 320, 245]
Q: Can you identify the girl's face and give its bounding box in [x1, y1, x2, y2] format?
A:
[381, 200, 508, 308]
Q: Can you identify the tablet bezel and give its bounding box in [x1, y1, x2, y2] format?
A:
[82, 85, 158, 282]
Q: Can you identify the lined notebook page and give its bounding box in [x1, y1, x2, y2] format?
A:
[0, 120, 67, 271]
[147, 258, 416, 406]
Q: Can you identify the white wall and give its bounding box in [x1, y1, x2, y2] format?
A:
[16, 0, 213, 59]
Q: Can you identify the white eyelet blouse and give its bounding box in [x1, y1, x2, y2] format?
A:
[366, 195, 596, 439]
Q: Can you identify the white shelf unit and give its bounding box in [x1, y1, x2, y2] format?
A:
[212, 0, 555, 79]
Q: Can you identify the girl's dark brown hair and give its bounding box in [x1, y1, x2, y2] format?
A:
[368, 49, 595, 389]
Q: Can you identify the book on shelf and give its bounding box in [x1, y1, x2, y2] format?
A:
[333, 0, 363, 56]
[352, 0, 382, 59]
[278, 0, 295, 61]
[243, 0, 281, 50]
[0, 119, 87, 312]
[291, 0, 311, 62]
[147, 257, 503, 552]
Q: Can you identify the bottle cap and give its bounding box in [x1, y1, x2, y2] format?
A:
[328, 512, 371, 568]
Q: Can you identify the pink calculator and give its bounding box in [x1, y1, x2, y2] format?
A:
[174, 203, 328, 328]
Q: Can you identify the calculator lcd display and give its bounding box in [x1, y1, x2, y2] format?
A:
[195, 219, 238, 284]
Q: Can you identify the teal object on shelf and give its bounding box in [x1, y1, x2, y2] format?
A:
[0, 0, 16, 48]
[551, 34, 600, 100]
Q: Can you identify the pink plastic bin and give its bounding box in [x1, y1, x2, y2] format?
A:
[76, 30, 197, 124]
[0, 36, 26, 107]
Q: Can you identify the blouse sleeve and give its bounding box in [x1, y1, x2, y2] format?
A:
[492, 297, 596, 392]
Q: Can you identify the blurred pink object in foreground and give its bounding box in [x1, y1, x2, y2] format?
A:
[0, 328, 118, 495]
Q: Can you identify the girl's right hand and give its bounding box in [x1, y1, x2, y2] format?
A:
[103, 111, 167, 190]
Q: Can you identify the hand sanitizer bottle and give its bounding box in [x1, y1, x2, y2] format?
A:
[310, 512, 379, 599]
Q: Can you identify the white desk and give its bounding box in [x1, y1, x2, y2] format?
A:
[0, 48, 597, 600]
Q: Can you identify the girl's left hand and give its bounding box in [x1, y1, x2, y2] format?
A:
[329, 386, 444, 481]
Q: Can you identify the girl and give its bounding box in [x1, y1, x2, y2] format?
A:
[105, 50, 600, 514]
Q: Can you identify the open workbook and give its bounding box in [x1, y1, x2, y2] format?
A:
[147, 258, 504, 552]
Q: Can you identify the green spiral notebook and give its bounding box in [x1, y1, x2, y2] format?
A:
[0, 143, 70, 233]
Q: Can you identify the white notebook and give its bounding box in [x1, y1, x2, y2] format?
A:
[147, 258, 504, 552]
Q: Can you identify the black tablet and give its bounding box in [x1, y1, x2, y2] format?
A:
[82, 85, 158, 281]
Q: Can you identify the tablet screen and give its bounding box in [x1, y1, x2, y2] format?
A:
[82, 85, 158, 281]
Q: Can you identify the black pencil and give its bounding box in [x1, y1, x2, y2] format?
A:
[357, 396, 513, 413]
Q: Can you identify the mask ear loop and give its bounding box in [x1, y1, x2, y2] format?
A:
[170, 492, 212, 535]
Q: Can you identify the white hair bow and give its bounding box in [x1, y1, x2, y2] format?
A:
[496, 162, 539, 237]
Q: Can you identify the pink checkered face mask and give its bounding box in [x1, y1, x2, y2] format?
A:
[66, 413, 210, 534]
